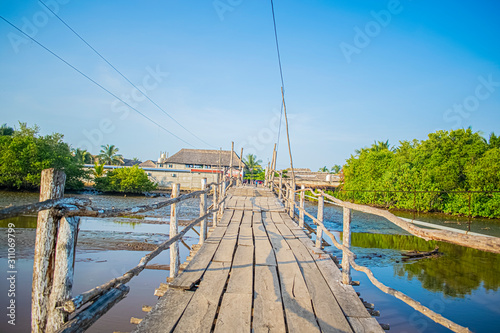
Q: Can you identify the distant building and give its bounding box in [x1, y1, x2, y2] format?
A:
[286, 168, 340, 188]
[164, 149, 244, 171]
[123, 158, 142, 167]
[139, 160, 157, 168]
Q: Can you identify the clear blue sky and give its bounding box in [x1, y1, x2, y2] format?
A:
[1, 0, 499, 170]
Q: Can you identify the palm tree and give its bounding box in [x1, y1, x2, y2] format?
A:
[243, 154, 262, 181]
[370, 140, 393, 152]
[318, 166, 329, 173]
[331, 165, 341, 174]
[72, 148, 93, 164]
[98, 144, 124, 165]
[0, 123, 14, 136]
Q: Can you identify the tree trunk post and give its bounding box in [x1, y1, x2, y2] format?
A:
[170, 183, 180, 278]
[315, 193, 324, 248]
[229, 141, 234, 184]
[288, 185, 295, 218]
[32, 168, 66, 333]
[212, 183, 218, 227]
[278, 171, 283, 200]
[199, 178, 207, 244]
[238, 147, 243, 186]
[342, 207, 352, 285]
[299, 185, 305, 228]
[219, 180, 226, 217]
[46, 216, 80, 333]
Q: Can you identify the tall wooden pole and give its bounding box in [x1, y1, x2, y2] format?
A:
[229, 141, 234, 183]
[170, 183, 180, 279]
[46, 216, 80, 333]
[199, 178, 207, 244]
[281, 87, 295, 188]
[342, 207, 352, 285]
[299, 185, 305, 228]
[239, 147, 244, 186]
[315, 193, 324, 248]
[212, 181, 218, 227]
[32, 168, 66, 333]
[278, 171, 283, 200]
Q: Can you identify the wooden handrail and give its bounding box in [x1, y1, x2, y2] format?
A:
[284, 187, 472, 332]
[0, 197, 90, 220]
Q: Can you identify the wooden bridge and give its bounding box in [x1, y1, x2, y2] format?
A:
[2, 167, 497, 332]
[134, 186, 381, 332]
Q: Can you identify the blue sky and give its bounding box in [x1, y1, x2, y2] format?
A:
[1, 0, 499, 170]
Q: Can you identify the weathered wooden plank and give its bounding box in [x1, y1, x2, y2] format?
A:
[253, 211, 262, 224]
[218, 209, 234, 227]
[347, 317, 385, 333]
[169, 242, 220, 290]
[205, 226, 227, 244]
[241, 210, 253, 225]
[275, 222, 296, 239]
[174, 261, 231, 332]
[132, 289, 195, 333]
[253, 265, 286, 333]
[264, 213, 320, 333]
[238, 226, 253, 247]
[226, 245, 253, 294]
[293, 223, 372, 319]
[212, 211, 241, 262]
[287, 238, 353, 333]
[214, 293, 252, 332]
[254, 227, 276, 266]
[271, 211, 284, 224]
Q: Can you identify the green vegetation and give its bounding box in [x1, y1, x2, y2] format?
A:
[73, 148, 93, 164]
[0, 123, 88, 190]
[98, 144, 124, 165]
[243, 154, 263, 181]
[94, 165, 157, 193]
[338, 129, 500, 218]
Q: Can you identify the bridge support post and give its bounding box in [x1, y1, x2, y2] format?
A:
[315, 193, 324, 248]
[342, 207, 352, 285]
[288, 184, 295, 218]
[32, 168, 66, 333]
[170, 183, 180, 279]
[199, 178, 207, 244]
[278, 172, 283, 200]
[299, 185, 305, 228]
[212, 183, 218, 227]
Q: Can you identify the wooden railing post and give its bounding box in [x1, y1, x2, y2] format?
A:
[288, 185, 295, 218]
[32, 168, 66, 333]
[278, 171, 283, 200]
[212, 183, 218, 227]
[342, 207, 352, 285]
[170, 183, 180, 279]
[219, 180, 226, 216]
[199, 178, 207, 244]
[299, 185, 305, 228]
[315, 193, 324, 248]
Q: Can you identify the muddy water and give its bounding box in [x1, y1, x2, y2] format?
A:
[2, 191, 500, 332]
[0, 190, 204, 333]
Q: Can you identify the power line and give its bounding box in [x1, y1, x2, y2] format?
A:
[269, 0, 295, 184]
[270, 0, 285, 153]
[38, 0, 215, 149]
[0, 15, 195, 148]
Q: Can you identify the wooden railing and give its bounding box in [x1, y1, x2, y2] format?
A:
[0, 168, 233, 333]
[266, 173, 500, 333]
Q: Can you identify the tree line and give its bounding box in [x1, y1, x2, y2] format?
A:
[337, 128, 500, 218]
[0, 123, 155, 193]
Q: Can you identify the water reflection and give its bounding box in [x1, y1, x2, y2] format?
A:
[348, 233, 500, 298]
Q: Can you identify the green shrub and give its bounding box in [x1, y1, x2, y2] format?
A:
[94, 165, 157, 193]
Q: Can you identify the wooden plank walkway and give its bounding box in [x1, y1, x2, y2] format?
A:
[134, 186, 382, 333]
